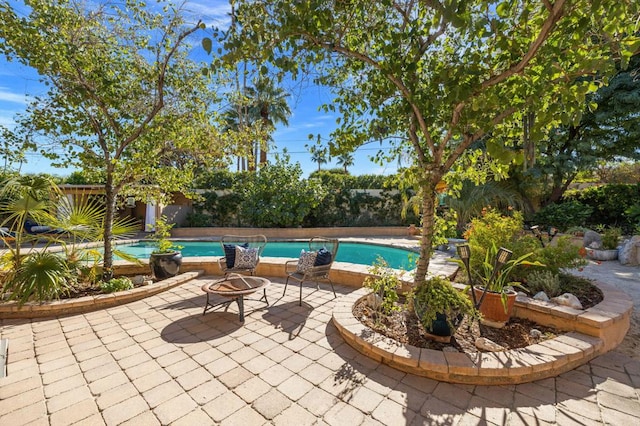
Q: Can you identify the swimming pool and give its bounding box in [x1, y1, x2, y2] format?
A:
[116, 241, 417, 270]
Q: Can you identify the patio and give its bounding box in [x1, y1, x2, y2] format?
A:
[1, 275, 639, 425]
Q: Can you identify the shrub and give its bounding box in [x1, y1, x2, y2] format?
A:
[465, 208, 524, 272]
[364, 257, 402, 317]
[236, 157, 326, 227]
[1, 252, 75, 305]
[526, 270, 562, 298]
[100, 277, 134, 293]
[601, 227, 621, 250]
[564, 184, 640, 232]
[533, 201, 592, 231]
[511, 235, 587, 275]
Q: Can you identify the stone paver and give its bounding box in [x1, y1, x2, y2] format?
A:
[0, 259, 639, 425]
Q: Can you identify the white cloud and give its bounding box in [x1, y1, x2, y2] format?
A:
[184, 1, 232, 30]
[0, 87, 28, 105]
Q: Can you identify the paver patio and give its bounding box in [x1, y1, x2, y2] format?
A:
[1, 276, 639, 425]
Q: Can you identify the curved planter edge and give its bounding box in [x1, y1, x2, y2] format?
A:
[0, 270, 203, 319]
[332, 280, 631, 385]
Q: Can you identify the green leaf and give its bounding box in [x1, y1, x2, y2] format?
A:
[202, 37, 212, 54]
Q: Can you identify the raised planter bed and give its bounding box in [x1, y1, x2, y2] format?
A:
[332, 280, 631, 385]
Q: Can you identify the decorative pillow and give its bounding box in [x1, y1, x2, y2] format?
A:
[296, 250, 318, 273]
[234, 246, 259, 269]
[314, 248, 332, 266]
[223, 243, 249, 268]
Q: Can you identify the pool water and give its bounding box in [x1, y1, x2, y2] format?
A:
[116, 241, 417, 270]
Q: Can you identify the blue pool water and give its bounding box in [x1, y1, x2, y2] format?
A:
[116, 241, 417, 270]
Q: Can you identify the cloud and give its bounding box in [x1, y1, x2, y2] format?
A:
[0, 87, 28, 105]
[184, 1, 232, 30]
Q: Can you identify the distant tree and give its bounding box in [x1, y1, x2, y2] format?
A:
[308, 144, 330, 172]
[0, 0, 228, 279]
[336, 152, 354, 173]
[247, 76, 292, 167]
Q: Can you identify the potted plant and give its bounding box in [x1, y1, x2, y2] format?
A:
[587, 226, 621, 261]
[148, 216, 183, 279]
[411, 276, 477, 342]
[454, 243, 544, 328]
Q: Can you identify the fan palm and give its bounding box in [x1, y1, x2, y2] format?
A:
[246, 75, 291, 167]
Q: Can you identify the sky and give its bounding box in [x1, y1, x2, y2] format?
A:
[0, 0, 400, 179]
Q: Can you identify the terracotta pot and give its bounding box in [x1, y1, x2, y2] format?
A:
[473, 287, 517, 328]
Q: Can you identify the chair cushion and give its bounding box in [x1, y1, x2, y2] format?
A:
[223, 243, 249, 268]
[234, 246, 259, 269]
[314, 248, 332, 266]
[297, 250, 318, 273]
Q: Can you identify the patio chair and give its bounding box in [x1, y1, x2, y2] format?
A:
[218, 234, 268, 276]
[283, 237, 339, 306]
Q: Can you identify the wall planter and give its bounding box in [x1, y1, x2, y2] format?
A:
[149, 251, 183, 279]
[473, 287, 517, 328]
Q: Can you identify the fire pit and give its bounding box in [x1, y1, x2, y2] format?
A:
[201, 274, 270, 322]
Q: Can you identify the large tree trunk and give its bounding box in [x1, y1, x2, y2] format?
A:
[413, 180, 438, 288]
[102, 173, 116, 281]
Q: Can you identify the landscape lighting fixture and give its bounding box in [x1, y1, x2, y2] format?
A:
[495, 247, 513, 269]
[456, 244, 477, 306]
[477, 247, 514, 309]
[530, 225, 545, 247]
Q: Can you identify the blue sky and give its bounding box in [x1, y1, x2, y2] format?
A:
[0, 0, 399, 178]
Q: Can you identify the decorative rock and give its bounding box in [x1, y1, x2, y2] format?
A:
[530, 329, 543, 339]
[533, 291, 550, 302]
[551, 293, 583, 310]
[131, 275, 146, 285]
[365, 293, 382, 309]
[619, 236, 640, 266]
[583, 230, 602, 249]
[475, 337, 506, 352]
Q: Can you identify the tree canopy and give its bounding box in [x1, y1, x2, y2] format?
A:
[217, 0, 640, 285]
[0, 0, 230, 276]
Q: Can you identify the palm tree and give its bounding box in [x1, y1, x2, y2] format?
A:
[245, 76, 291, 167]
[337, 152, 354, 173]
[221, 102, 252, 171]
[309, 144, 329, 172]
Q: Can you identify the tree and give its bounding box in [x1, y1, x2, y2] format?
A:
[219, 0, 639, 286]
[336, 152, 354, 173]
[0, 0, 228, 279]
[308, 143, 330, 172]
[222, 76, 291, 170]
[247, 75, 292, 167]
[527, 53, 640, 207]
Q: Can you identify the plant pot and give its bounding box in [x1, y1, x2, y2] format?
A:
[586, 248, 618, 261]
[414, 302, 462, 342]
[473, 288, 517, 328]
[149, 251, 182, 279]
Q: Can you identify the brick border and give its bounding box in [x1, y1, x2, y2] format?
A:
[0, 271, 203, 319]
[332, 280, 632, 385]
